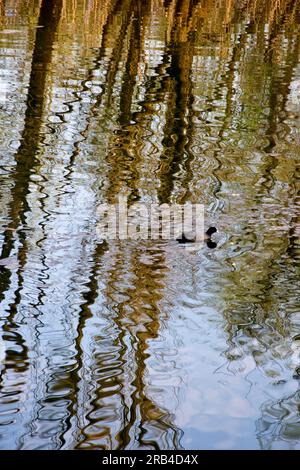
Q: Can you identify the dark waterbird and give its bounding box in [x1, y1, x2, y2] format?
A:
[176, 227, 217, 248]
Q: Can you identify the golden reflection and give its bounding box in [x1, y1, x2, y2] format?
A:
[0, 0, 299, 451]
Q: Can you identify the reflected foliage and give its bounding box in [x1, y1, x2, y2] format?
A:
[0, 0, 299, 450]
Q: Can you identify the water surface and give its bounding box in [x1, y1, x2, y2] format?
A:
[0, 0, 300, 450]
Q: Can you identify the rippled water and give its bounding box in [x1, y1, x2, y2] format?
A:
[0, 0, 300, 450]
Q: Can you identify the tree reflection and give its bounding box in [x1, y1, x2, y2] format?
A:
[0, 0, 299, 450]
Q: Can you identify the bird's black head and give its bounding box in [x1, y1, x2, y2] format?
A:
[206, 227, 217, 237]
